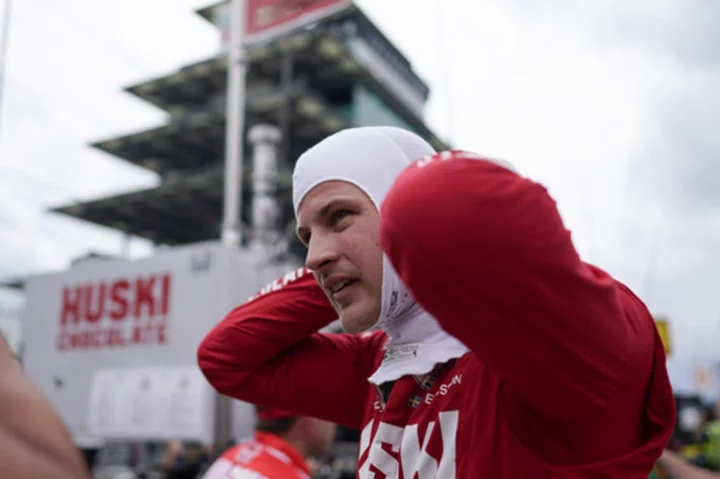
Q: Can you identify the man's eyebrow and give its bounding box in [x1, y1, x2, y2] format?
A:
[316, 200, 338, 219]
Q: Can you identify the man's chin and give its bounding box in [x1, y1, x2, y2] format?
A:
[340, 323, 372, 335]
[339, 308, 379, 334]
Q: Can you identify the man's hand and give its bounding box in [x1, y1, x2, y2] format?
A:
[0, 340, 90, 478]
[657, 449, 720, 479]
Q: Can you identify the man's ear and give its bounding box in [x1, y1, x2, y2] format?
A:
[293, 416, 313, 437]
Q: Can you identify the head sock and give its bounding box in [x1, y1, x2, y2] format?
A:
[293, 126, 468, 384]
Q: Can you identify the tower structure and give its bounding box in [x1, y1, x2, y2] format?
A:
[52, 1, 447, 260]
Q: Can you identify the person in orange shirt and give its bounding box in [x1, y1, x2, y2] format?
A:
[202, 406, 336, 479]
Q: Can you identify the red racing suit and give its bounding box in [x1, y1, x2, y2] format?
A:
[202, 432, 311, 479]
[198, 150, 676, 478]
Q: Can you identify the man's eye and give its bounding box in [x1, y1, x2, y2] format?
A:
[330, 209, 352, 225]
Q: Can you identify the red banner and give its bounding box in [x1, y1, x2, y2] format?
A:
[245, 0, 351, 44]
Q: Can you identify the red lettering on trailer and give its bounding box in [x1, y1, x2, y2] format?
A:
[57, 273, 171, 351]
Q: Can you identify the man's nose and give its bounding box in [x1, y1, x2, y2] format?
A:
[305, 234, 339, 272]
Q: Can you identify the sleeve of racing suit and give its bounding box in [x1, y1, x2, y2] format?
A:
[379, 150, 656, 420]
[197, 267, 385, 429]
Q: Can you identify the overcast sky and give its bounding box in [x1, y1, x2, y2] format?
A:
[1, 0, 718, 394]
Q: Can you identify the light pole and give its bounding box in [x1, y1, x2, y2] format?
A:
[221, 0, 248, 246]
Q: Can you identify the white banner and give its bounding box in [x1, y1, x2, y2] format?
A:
[88, 367, 213, 442]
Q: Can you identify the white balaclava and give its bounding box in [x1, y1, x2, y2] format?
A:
[293, 126, 468, 384]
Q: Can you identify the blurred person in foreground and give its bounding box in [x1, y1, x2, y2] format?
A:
[655, 449, 720, 478]
[0, 334, 90, 478]
[202, 406, 335, 479]
[198, 126, 675, 477]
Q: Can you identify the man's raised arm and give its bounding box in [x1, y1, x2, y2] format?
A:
[380, 150, 665, 420]
[198, 267, 385, 429]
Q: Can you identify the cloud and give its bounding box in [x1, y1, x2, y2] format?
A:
[632, 70, 720, 215]
[505, 0, 720, 68]
[590, 0, 720, 69]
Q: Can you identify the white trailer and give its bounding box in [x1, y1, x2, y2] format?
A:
[21, 240, 296, 448]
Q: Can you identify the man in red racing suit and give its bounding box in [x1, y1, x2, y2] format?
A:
[198, 127, 675, 478]
[202, 406, 335, 479]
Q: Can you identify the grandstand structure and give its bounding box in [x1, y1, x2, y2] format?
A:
[50, 1, 447, 260]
